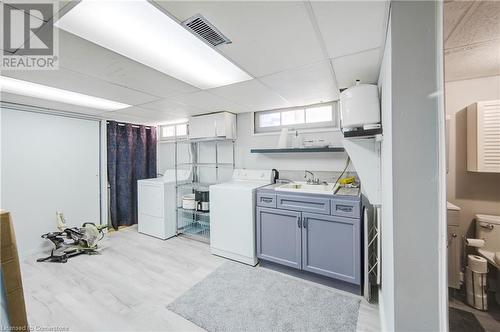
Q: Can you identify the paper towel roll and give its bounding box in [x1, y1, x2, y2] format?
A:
[466, 238, 485, 248]
[277, 128, 288, 148]
[468, 254, 488, 273]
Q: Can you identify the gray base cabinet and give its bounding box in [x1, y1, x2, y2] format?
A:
[256, 189, 362, 286]
[302, 213, 360, 284]
[256, 207, 301, 269]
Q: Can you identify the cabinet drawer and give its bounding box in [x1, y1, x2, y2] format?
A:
[256, 193, 277, 208]
[277, 195, 330, 215]
[331, 199, 360, 219]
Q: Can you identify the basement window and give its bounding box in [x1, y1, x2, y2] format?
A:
[159, 122, 188, 140]
[254, 102, 338, 133]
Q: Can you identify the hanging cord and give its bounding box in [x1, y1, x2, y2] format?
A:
[333, 156, 351, 192]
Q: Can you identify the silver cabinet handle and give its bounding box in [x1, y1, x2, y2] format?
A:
[480, 223, 494, 230]
[297, 217, 302, 228]
[303, 218, 308, 229]
[447, 233, 458, 248]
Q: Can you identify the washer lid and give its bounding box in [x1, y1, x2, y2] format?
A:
[476, 214, 500, 225]
[163, 169, 191, 182]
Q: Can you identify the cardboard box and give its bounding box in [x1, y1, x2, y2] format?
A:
[0, 211, 28, 329]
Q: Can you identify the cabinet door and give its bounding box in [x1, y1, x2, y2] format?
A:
[448, 225, 461, 289]
[256, 207, 302, 269]
[302, 212, 360, 284]
[190, 114, 216, 138]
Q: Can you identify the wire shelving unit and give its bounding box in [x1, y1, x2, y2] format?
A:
[174, 137, 235, 243]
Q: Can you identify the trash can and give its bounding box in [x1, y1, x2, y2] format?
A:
[466, 254, 488, 311]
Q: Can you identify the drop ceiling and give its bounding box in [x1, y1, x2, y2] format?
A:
[444, 0, 500, 82]
[1, 1, 389, 124]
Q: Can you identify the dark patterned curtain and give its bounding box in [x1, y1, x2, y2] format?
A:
[107, 121, 156, 230]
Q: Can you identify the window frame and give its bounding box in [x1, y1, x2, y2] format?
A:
[254, 102, 338, 134]
[158, 122, 188, 141]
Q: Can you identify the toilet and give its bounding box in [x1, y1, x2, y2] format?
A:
[475, 214, 500, 304]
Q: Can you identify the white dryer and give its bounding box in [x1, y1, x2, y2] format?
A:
[138, 169, 191, 239]
[210, 169, 272, 265]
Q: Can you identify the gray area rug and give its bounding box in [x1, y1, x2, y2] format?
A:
[167, 262, 360, 332]
[449, 307, 485, 332]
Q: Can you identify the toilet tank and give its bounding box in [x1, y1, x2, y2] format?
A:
[476, 214, 500, 252]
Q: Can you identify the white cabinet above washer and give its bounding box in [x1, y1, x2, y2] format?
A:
[189, 112, 236, 140]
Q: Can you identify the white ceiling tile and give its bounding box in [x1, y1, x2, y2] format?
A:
[138, 98, 204, 116]
[332, 48, 381, 89]
[57, 30, 199, 98]
[4, 1, 71, 21]
[99, 110, 158, 126]
[444, 1, 474, 42]
[2, 1, 73, 54]
[158, 1, 325, 77]
[1, 92, 106, 115]
[445, 39, 500, 82]
[167, 91, 249, 113]
[110, 106, 183, 122]
[209, 79, 290, 111]
[1, 68, 158, 106]
[259, 60, 339, 106]
[311, 1, 387, 58]
[445, 1, 500, 49]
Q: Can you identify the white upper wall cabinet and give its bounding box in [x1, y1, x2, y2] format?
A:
[189, 112, 237, 140]
[467, 100, 500, 173]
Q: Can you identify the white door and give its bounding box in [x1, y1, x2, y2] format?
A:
[1, 108, 100, 256]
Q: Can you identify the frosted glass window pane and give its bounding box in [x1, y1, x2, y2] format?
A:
[176, 124, 187, 136]
[259, 112, 280, 127]
[281, 109, 305, 125]
[162, 125, 175, 137]
[305, 105, 332, 123]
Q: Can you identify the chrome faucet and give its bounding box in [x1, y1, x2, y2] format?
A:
[304, 170, 320, 185]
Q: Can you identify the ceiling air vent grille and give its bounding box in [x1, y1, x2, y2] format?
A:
[182, 14, 231, 47]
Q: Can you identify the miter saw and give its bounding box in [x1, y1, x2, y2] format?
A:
[37, 212, 106, 263]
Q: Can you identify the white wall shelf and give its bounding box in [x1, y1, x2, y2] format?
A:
[250, 147, 345, 153]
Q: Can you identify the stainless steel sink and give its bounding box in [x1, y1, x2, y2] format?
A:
[275, 182, 338, 195]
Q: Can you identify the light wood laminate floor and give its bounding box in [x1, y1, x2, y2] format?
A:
[21, 226, 380, 332]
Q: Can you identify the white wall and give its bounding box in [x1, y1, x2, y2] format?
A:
[445, 75, 500, 240]
[1, 108, 101, 257]
[378, 17, 394, 332]
[391, 1, 442, 330]
[378, 2, 444, 330]
[235, 112, 350, 171]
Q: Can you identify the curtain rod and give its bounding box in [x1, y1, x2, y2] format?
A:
[1, 101, 102, 121]
[106, 120, 153, 130]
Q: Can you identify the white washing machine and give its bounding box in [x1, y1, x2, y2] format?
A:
[210, 169, 272, 265]
[138, 169, 191, 239]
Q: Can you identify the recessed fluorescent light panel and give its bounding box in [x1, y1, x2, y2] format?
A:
[55, 0, 252, 89]
[0, 76, 131, 111]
